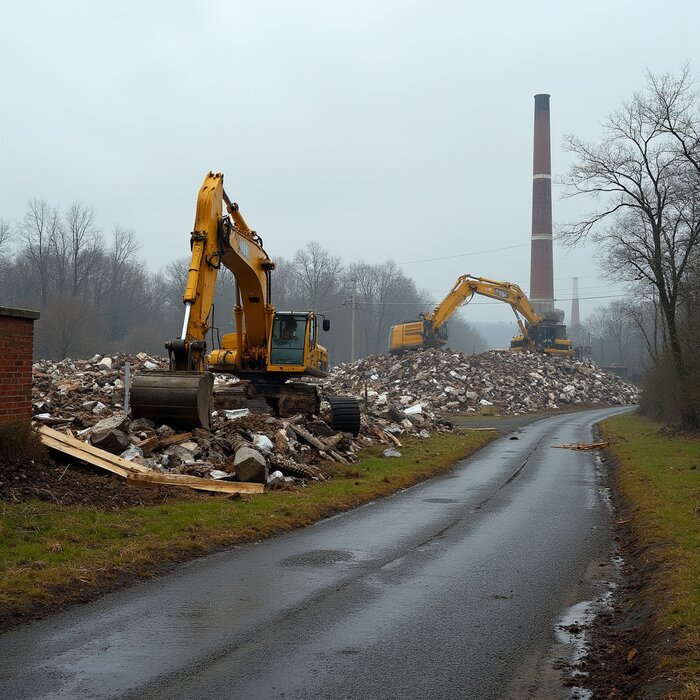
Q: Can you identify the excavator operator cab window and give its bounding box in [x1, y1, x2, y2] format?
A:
[270, 314, 308, 366]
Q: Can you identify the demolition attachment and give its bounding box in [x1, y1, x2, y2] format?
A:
[130, 371, 214, 430]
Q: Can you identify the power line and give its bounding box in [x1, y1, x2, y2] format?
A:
[398, 243, 529, 265]
[339, 292, 631, 308]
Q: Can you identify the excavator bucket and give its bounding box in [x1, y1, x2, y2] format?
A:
[130, 371, 214, 431]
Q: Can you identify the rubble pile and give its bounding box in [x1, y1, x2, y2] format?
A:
[324, 348, 640, 416]
[31, 353, 451, 486]
[30, 348, 638, 489]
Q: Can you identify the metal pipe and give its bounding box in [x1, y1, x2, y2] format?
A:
[124, 361, 130, 414]
[181, 302, 192, 339]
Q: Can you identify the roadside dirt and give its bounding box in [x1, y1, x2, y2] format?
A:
[0, 454, 201, 509]
[569, 451, 678, 700]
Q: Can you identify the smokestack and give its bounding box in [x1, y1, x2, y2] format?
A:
[529, 94, 556, 317]
[571, 277, 580, 330]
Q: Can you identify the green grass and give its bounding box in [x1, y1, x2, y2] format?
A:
[0, 431, 494, 622]
[599, 412, 699, 695]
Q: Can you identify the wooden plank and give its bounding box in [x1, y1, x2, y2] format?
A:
[135, 435, 159, 455]
[126, 472, 264, 494]
[157, 432, 194, 448]
[288, 424, 327, 451]
[322, 433, 345, 449]
[40, 432, 132, 478]
[39, 426, 151, 474]
[40, 425, 264, 495]
[329, 450, 349, 464]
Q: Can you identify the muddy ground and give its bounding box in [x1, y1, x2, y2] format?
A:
[563, 450, 678, 700]
[0, 454, 203, 509]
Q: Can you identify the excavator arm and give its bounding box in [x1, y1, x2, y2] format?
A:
[169, 171, 275, 372]
[131, 171, 360, 435]
[389, 274, 572, 356]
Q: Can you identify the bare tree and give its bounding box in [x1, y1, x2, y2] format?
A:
[18, 199, 61, 307]
[63, 202, 101, 296]
[0, 218, 12, 250]
[647, 65, 700, 176]
[34, 294, 106, 360]
[560, 68, 700, 427]
[292, 242, 343, 310]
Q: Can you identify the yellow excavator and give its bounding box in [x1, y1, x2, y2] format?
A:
[389, 274, 573, 356]
[130, 172, 360, 433]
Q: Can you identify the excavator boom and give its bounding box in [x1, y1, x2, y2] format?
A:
[131, 172, 360, 434]
[389, 274, 572, 356]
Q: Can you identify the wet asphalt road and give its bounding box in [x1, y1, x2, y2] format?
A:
[0, 407, 629, 699]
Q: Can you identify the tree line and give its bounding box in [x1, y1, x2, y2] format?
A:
[0, 211, 486, 365]
[561, 65, 700, 428]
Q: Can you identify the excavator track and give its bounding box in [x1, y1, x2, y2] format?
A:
[327, 396, 361, 436]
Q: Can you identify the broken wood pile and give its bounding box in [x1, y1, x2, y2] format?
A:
[39, 426, 263, 494]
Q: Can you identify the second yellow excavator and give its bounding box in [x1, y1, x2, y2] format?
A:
[130, 172, 360, 433]
[389, 274, 573, 356]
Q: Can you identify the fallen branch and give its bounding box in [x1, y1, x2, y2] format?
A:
[550, 442, 610, 451]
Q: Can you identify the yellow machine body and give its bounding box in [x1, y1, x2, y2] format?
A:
[389, 274, 573, 356]
[173, 171, 331, 378]
[130, 172, 344, 430]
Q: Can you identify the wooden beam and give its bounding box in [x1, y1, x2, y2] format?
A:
[39, 425, 263, 495]
[39, 426, 151, 473]
[156, 432, 194, 448]
[126, 472, 264, 494]
[40, 431, 132, 478]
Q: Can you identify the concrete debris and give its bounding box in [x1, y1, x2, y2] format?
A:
[324, 348, 639, 416]
[223, 408, 250, 420]
[383, 448, 402, 458]
[29, 348, 637, 490]
[252, 434, 274, 452]
[120, 445, 144, 462]
[233, 445, 268, 483]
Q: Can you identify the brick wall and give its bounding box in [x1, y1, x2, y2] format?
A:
[0, 308, 40, 424]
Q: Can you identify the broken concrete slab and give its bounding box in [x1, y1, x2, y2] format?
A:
[234, 445, 268, 483]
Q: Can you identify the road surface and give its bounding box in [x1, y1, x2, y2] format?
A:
[0, 407, 628, 699]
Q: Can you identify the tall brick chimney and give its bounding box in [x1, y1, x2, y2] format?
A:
[571, 277, 581, 330]
[529, 94, 557, 317]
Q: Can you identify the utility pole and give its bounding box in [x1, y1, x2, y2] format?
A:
[351, 275, 357, 362]
[343, 275, 359, 362]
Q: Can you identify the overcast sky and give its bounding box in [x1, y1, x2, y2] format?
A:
[1, 0, 698, 326]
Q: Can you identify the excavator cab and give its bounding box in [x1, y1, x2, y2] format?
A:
[267, 312, 330, 376]
[270, 314, 306, 366]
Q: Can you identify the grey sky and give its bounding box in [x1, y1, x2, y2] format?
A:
[1, 0, 698, 327]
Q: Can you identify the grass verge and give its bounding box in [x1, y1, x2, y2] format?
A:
[0, 430, 494, 629]
[599, 412, 699, 698]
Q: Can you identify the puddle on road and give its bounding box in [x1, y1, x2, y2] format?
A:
[282, 550, 354, 567]
[549, 562, 621, 699]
